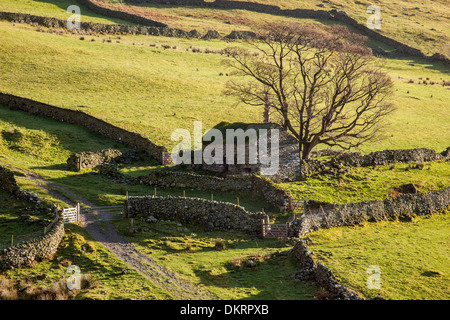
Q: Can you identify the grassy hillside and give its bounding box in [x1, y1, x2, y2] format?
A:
[96, 0, 450, 56]
[0, 21, 448, 154]
[0, 104, 273, 212]
[0, 0, 132, 24]
[94, 0, 328, 34]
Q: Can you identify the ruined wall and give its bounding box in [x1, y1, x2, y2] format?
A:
[0, 164, 43, 203]
[0, 92, 167, 163]
[0, 165, 20, 196]
[126, 195, 267, 234]
[67, 149, 123, 171]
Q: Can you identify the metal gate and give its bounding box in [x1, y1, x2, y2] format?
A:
[82, 205, 124, 222]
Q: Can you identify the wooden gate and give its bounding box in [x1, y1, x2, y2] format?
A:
[261, 219, 288, 239]
[162, 151, 173, 165]
[289, 198, 306, 213]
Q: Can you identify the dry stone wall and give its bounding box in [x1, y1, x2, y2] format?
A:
[335, 148, 447, 167]
[0, 165, 21, 196]
[290, 187, 450, 300]
[77, 0, 169, 27]
[0, 164, 65, 271]
[292, 240, 362, 300]
[0, 216, 64, 271]
[0, 11, 189, 37]
[97, 163, 292, 211]
[289, 187, 450, 237]
[0, 92, 167, 163]
[0, 11, 255, 40]
[66, 148, 139, 171]
[67, 149, 123, 171]
[126, 195, 268, 235]
[0, 164, 43, 203]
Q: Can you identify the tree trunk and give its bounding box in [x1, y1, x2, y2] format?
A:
[301, 143, 314, 160]
[263, 91, 271, 123]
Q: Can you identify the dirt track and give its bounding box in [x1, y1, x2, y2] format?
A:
[2, 162, 217, 300]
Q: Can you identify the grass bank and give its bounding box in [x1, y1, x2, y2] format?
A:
[307, 212, 450, 300]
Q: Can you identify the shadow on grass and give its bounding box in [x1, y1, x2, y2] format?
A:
[390, 55, 450, 73]
[0, 105, 130, 156]
[33, 0, 137, 25]
[191, 247, 319, 300]
[54, 224, 130, 276]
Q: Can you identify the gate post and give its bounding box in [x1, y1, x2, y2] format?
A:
[76, 203, 80, 223]
[123, 200, 128, 218]
[260, 219, 265, 238]
[288, 196, 294, 212]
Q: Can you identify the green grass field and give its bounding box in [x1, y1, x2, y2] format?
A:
[0, 0, 449, 300]
[96, 0, 450, 56]
[282, 161, 450, 204]
[307, 213, 450, 300]
[0, 0, 131, 24]
[0, 20, 448, 153]
[113, 218, 320, 300]
[0, 189, 54, 250]
[2, 224, 175, 299]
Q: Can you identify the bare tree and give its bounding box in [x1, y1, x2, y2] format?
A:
[224, 23, 395, 160]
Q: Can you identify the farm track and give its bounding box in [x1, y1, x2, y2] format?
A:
[0, 161, 218, 300]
